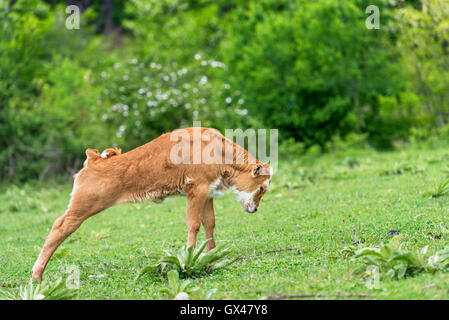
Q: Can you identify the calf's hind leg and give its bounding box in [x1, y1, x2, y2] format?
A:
[31, 212, 84, 281]
[31, 191, 113, 281]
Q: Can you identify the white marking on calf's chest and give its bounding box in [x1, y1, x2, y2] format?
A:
[208, 178, 226, 198]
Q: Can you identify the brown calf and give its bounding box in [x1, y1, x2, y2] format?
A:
[31, 127, 272, 281]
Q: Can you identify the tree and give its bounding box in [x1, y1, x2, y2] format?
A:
[222, 0, 403, 148]
[394, 0, 449, 129]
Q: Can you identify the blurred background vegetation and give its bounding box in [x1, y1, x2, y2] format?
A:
[1, 0, 449, 181]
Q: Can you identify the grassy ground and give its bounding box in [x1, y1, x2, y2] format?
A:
[2, 146, 449, 299]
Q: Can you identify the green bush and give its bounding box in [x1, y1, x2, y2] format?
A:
[222, 0, 403, 148]
[96, 55, 243, 149]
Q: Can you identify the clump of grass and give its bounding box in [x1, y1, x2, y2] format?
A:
[422, 178, 449, 198]
[354, 236, 449, 280]
[0, 185, 49, 213]
[381, 162, 424, 176]
[160, 270, 216, 300]
[0, 277, 77, 300]
[136, 239, 236, 279]
[339, 156, 360, 168]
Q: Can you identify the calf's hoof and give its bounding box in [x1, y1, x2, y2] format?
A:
[31, 268, 43, 281]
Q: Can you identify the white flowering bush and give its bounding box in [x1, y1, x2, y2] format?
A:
[96, 55, 246, 148]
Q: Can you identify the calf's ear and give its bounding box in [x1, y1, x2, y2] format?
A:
[85, 148, 100, 160]
[252, 164, 262, 177]
[84, 148, 100, 168]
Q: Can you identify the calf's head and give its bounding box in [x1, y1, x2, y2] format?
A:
[231, 163, 273, 213]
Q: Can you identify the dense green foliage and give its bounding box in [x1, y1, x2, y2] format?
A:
[1, 0, 449, 181]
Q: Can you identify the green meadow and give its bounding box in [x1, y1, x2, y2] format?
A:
[2, 145, 449, 299]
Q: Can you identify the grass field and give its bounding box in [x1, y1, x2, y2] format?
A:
[2, 146, 449, 299]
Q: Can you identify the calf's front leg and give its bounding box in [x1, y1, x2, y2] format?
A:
[186, 185, 208, 248]
[202, 198, 216, 251]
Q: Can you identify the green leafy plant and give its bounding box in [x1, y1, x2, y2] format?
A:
[355, 237, 449, 280]
[136, 239, 235, 279]
[160, 270, 216, 300]
[0, 278, 77, 300]
[422, 178, 449, 198]
[161, 270, 199, 300]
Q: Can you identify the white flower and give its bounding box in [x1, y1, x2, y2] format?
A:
[147, 100, 158, 107]
[199, 76, 208, 86]
[236, 108, 248, 116]
[225, 97, 232, 104]
[116, 125, 126, 138]
[194, 53, 201, 60]
[112, 103, 123, 111]
[210, 61, 225, 68]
